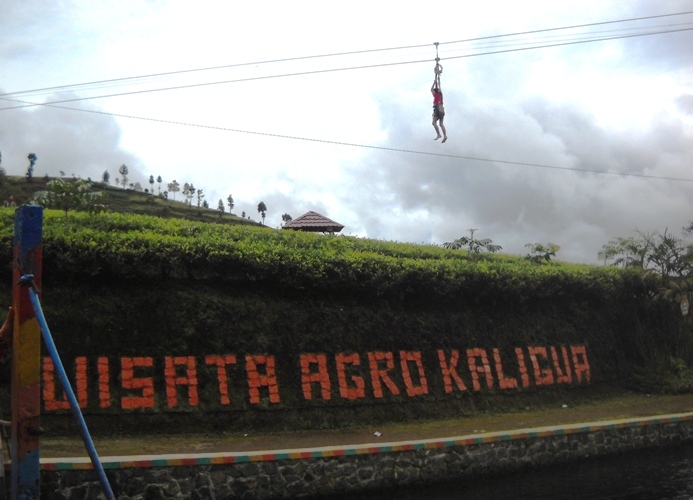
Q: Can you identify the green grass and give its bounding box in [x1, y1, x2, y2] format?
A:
[0, 174, 258, 226]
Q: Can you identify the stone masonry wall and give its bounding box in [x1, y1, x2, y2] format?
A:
[40, 413, 693, 500]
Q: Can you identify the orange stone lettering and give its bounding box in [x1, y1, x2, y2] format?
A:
[335, 353, 366, 400]
[493, 348, 518, 390]
[42, 357, 69, 411]
[515, 347, 530, 387]
[367, 352, 400, 398]
[437, 350, 468, 393]
[165, 356, 199, 407]
[528, 347, 554, 386]
[467, 348, 494, 391]
[245, 355, 281, 404]
[571, 346, 591, 383]
[121, 357, 155, 409]
[399, 351, 429, 397]
[551, 346, 573, 384]
[98, 357, 111, 408]
[205, 354, 237, 405]
[75, 356, 88, 409]
[300, 353, 331, 401]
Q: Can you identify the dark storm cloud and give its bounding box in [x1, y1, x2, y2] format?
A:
[0, 92, 146, 183]
[346, 82, 693, 262]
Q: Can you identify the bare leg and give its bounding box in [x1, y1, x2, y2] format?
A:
[440, 119, 447, 143]
[432, 117, 441, 140]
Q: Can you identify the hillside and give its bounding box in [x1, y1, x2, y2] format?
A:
[0, 174, 260, 227]
[0, 197, 686, 434]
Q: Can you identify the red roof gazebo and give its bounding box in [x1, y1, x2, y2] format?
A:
[282, 211, 344, 234]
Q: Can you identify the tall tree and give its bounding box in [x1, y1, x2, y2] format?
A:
[26, 153, 37, 182]
[102, 170, 110, 184]
[167, 180, 180, 200]
[257, 201, 267, 225]
[156, 175, 162, 195]
[149, 175, 155, 193]
[282, 213, 293, 226]
[227, 194, 234, 213]
[217, 199, 225, 212]
[118, 164, 129, 188]
[196, 189, 204, 207]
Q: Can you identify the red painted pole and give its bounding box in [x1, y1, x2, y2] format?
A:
[11, 206, 43, 500]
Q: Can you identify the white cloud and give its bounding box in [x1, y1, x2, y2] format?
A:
[2, 0, 693, 264]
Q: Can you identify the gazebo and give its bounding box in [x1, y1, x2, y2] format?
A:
[282, 211, 344, 234]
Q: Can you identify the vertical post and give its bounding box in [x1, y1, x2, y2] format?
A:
[11, 206, 43, 500]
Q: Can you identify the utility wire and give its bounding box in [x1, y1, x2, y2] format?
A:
[7, 98, 692, 183]
[440, 10, 693, 46]
[1, 10, 692, 100]
[2, 25, 692, 111]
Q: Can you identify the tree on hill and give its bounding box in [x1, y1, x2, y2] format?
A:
[168, 180, 180, 200]
[102, 170, 110, 184]
[118, 164, 129, 188]
[196, 188, 204, 207]
[217, 199, 225, 212]
[227, 194, 234, 213]
[282, 213, 292, 226]
[156, 175, 162, 194]
[26, 153, 37, 182]
[149, 175, 155, 193]
[257, 201, 267, 225]
[33, 179, 104, 219]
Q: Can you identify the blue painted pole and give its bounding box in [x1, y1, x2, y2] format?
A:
[11, 206, 43, 500]
[20, 276, 115, 500]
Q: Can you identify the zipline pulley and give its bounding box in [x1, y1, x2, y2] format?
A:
[433, 42, 443, 89]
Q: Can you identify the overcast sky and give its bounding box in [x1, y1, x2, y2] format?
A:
[2, 1, 693, 263]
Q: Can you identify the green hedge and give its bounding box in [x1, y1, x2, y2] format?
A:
[0, 208, 682, 432]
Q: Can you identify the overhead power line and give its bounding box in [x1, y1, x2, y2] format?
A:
[1, 24, 692, 112]
[7, 98, 692, 183]
[1, 10, 692, 103]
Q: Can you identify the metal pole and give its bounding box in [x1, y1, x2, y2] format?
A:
[11, 206, 43, 500]
[21, 280, 115, 500]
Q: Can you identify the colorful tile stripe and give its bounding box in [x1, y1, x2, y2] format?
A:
[36, 411, 693, 471]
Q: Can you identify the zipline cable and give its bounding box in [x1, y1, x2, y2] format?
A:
[2, 10, 691, 100]
[2, 25, 692, 111]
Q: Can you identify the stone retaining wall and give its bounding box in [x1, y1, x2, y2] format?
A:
[40, 413, 693, 499]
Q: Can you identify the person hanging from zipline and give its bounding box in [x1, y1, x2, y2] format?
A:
[431, 43, 447, 143]
[431, 79, 447, 143]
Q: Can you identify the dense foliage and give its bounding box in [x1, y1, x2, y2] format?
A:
[0, 208, 687, 432]
[0, 209, 645, 306]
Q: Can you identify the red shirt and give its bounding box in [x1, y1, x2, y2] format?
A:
[432, 90, 443, 106]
